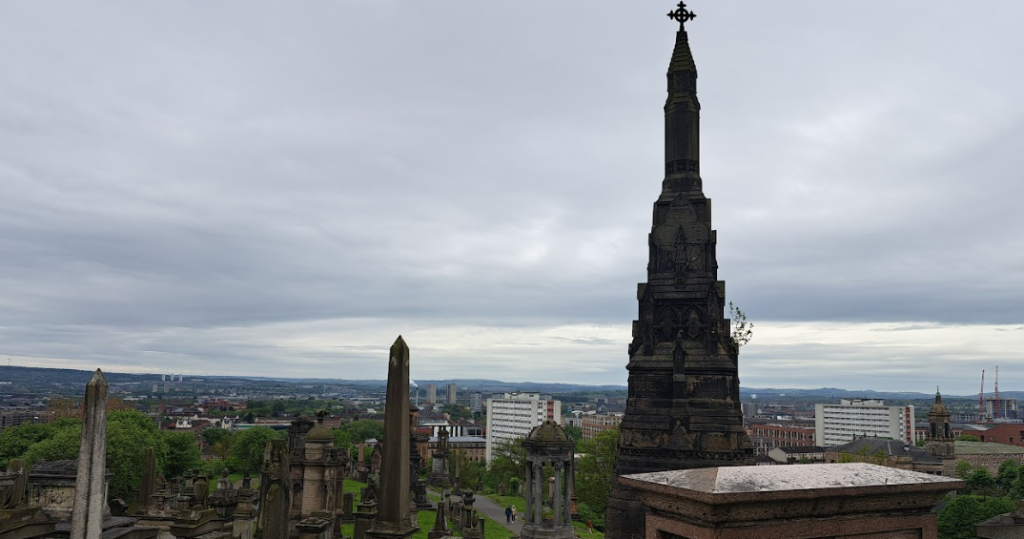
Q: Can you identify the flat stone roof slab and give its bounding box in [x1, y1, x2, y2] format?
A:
[621, 464, 965, 531]
[621, 463, 963, 505]
[625, 463, 959, 494]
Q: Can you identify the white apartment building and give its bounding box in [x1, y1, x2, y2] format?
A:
[485, 392, 562, 463]
[815, 399, 914, 447]
[469, 392, 483, 413]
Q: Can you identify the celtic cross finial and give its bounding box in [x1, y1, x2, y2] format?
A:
[667, 2, 696, 26]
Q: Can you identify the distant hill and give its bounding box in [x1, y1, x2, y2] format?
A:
[739, 386, 1024, 401]
[1, 365, 1020, 400]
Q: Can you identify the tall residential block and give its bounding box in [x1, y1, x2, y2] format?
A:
[484, 392, 562, 463]
[425, 384, 437, 404]
[445, 383, 457, 405]
[814, 399, 914, 447]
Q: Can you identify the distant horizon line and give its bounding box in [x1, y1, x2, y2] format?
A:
[2, 364, 1021, 399]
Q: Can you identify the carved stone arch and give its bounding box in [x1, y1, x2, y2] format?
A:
[666, 195, 698, 226]
[683, 306, 705, 340]
[654, 306, 679, 342]
[292, 481, 302, 511]
[706, 290, 721, 336]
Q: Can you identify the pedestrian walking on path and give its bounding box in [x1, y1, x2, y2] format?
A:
[511, 505, 517, 522]
[505, 505, 512, 523]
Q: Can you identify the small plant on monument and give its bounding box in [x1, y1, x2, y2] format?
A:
[728, 301, 753, 349]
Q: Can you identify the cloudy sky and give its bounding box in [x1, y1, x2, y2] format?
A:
[1, 2, 1021, 395]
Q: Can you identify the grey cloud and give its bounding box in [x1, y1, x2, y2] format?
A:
[0, 2, 1021, 391]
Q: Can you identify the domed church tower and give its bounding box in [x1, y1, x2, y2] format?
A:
[925, 388, 956, 460]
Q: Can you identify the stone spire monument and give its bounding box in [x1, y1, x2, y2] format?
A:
[605, 4, 753, 538]
[366, 337, 418, 539]
[70, 369, 108, 539]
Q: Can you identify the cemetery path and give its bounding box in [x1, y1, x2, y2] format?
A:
[473, 493, 524, 536]
[426, 489, 523, 536]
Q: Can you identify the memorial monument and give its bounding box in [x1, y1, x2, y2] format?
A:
[605, 4, 754, 539]
[366, 337, 418, 539]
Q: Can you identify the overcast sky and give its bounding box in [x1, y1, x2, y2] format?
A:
[1, 2, 1021, 396]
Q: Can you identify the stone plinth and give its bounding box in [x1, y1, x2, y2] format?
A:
[296, 517, 332, 539]
[620, 463, 964, 539]
[30, 461, 112, 522]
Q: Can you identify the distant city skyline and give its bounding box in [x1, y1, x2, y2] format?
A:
[0, 3, 1021, 395]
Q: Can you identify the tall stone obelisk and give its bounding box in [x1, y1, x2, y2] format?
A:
[605, 5, 753, 539]
[70, 369, 108, 539]
[367, 337, 417, 539]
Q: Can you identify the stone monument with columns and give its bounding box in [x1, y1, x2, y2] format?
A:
[520, 421, 574, 539]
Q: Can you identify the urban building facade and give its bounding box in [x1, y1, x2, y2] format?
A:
[469, 392, 483, 413]
[428, 435, 486, 463]
[425, 383, 437, 404]
[580, 413, 623, 440]
[748, 420, 816, 455]
[446, 383, 458, 405]
[814, 399, 914, 446]
[484, 392, 561, 463]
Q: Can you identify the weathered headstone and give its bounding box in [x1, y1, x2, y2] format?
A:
[426, 497, 449, 539]
[257, 439, 291, 539]
[70, 369, 108, 539]
[341, 492, 355, 522]
[366, 336, 417, 539]
[232, 471, 258, 539]
[137, 447, 157, 514]
[193, 474, 209, 508]
[3, 459, 29, 509]
[353, 478, 378, 539]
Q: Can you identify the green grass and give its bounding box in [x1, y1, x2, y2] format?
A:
[486, 492, 604, 539]
[335, 480, 551, 539]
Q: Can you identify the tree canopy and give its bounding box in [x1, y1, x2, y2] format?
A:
[938, 495, 1015, 539]
[574, 428, 618, 527]
[229, 426, 285, 474]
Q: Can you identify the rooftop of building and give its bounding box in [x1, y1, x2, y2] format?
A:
[828, 438, 942, 465]
[772, 446, 826, 454]
[955, 441, 1024, 455]
[429, 436, 485, 443]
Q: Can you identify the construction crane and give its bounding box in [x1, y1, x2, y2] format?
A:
[980, 369, 985, 417]
[995, 366, 1001, 420]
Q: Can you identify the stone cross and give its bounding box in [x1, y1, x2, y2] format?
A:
[666, 2, 696, 26]
[70, 369, 108, 539]
[366, 337, 417, 539]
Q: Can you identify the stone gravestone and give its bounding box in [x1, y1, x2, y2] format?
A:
[232, 471, 258, 539]
[257, 439, 291, 539]
[356, 443, 368, 482]
[365, 337, 418, 539]
[136, 446, 157, 515]
[353, 478, 378, 539]
[3, 459, 29, 509]
[426, 497, 449, 539]
[70, 369, 108, 539]
[341, 492, 355, 522]
[192, 474, 209, 509]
